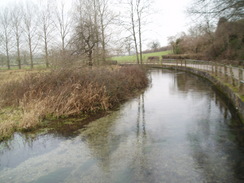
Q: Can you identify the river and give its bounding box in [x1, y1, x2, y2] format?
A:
[0, 69, 244, 183]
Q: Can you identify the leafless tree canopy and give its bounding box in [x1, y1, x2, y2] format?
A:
[188, 0, 244, 20]
[70, 0, 116, 66]
[148, 40, 161, 52]
[0, 0, 153, 68]
[0, 7, 13, 69]
[121, 0, 152, 64]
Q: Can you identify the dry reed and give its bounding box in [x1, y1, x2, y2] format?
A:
[0, 66, 148, 137]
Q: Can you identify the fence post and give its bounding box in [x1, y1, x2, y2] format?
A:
[229, 66, 235, 86]
[239, 68, 243, 82]
[215, 62, 218, 76]
[239, 68, 243, 91]
[211, 62, 214, 74]
[224, 65, 228, 81]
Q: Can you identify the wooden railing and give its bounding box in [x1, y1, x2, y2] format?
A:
[120, 59, 244, 95]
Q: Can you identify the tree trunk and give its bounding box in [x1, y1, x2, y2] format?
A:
[130, 0, 139, 64]
[16, 30, 21, 69]
[17, 36, 21, 69]
[136, 0, 143, 64]
[45, 41, 49, 68]
[62, 36, 65, 53]
[88, 50, 93, 66]
[44, 32, 49, 68]
[138, 17, 143, 64]
[101, 23, 106, 62]
[6, 44, 10, 70]
[28, 35, 33, 69]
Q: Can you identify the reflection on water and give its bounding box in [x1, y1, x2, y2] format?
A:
[0, 69, 244, 183]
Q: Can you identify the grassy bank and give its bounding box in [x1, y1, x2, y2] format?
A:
[109, 50, 172, 63]
[0, 66, 149, 140]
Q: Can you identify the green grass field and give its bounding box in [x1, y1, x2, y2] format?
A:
[109, 50, 173, 63]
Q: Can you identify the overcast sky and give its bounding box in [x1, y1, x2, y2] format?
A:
[149, 0, 193, 46]
[0, 0, 194, 47]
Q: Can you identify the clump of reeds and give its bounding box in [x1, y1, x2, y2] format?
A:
[0, 66, 148, 135]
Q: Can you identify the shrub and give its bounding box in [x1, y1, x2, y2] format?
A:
[0, 66, 148, 132]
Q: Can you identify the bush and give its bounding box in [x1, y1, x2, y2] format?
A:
[0, 66, 148, 131]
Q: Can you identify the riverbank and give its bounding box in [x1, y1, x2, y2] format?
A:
[0, 66, 149, 141]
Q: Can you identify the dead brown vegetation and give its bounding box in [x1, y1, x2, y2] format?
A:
[0, 66, 148, 138]
[168, 18, 244, 63]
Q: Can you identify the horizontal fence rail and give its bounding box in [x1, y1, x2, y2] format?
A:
[120, 59, 244, 95]
[0, 63, 45, 70]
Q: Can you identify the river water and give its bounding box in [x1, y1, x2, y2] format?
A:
[0, 69, 244, 183]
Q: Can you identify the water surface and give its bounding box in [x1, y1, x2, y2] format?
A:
[0, 69, 244, 183]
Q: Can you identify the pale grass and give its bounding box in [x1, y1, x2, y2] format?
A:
[0, 108, 22, 140]
[0, 66, 149, 140]
[0, 69, 49, 84]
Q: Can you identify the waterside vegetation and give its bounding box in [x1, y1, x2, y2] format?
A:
[0, 66, 149, 141]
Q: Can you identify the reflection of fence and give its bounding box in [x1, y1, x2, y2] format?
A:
[120, 59, 244, 94]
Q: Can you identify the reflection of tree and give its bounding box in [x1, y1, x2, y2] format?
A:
[131, 93, 155, 182]
[136, 93, 146, 138]
[78, 92, 151, 180]
[79, 112, 118, 172]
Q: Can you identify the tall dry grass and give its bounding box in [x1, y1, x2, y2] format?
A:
[0, 66, 148, 133]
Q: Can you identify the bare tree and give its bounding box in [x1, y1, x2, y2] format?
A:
[97, 0, 116, 62]
[71, 0, 99, 66]
[124, 36, 134, 55]
[0, 8, 12, 69]
[135, 0, 152, 64]
[72, 0, 116, 65]
[129, 0, 140, 64]
[23, 2, 39, 69]
[11, 5, 23, 69]
[135, 0, 142, 64]
[39, 1, 55, 68]
[55, 1, 72, 54]
[188, 0, 244, 20]
[92, 0, 100, 63]
[73, 0, 116, 64]
[148, 40, 161, 51]
[124, 0, 151, 64]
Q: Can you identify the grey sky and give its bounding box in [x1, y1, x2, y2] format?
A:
[149, 0, 193, 46]
[0, 0, 193, 47]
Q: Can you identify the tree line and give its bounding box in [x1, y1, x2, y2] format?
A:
[0, 0, 151, 69]
[168, 0, 244, 61]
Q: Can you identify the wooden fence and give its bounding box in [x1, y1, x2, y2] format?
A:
[120, 59, 244, 94]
